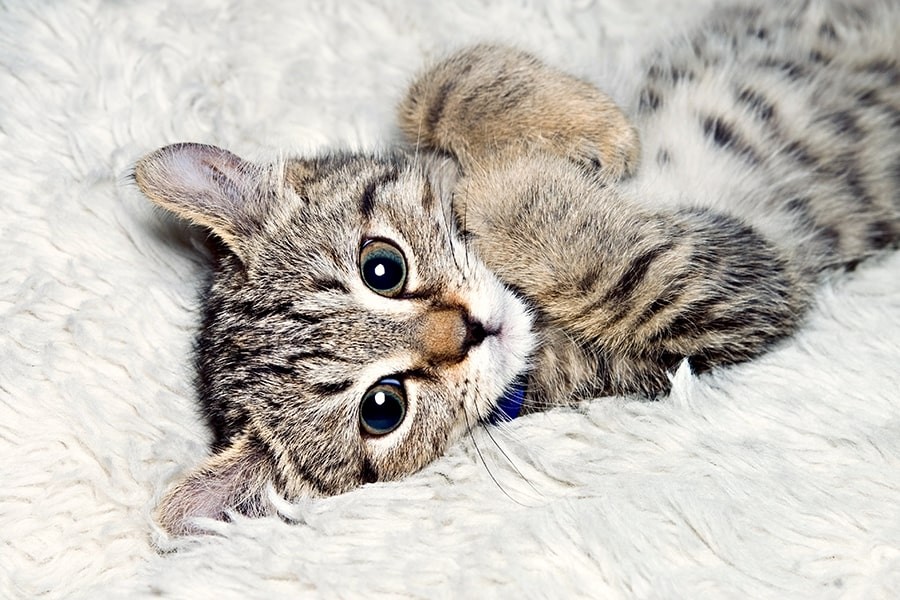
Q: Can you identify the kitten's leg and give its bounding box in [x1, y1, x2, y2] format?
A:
[456, 154, 812, 400]
[398, 45, 640, 179]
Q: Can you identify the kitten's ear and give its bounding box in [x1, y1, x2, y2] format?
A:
[134, 143, 274, 257]
[156, 434, 277, 537]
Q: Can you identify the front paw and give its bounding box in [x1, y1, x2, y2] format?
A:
[545, 108, 641, 179]
[399, 44, 641, 180]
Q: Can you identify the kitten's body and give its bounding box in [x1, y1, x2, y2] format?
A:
[401, 2, 900, 401]
[135, 0, 900, 535]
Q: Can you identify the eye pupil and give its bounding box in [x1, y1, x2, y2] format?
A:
[360, 240, 407, 297]
[360, 379, 406, 436]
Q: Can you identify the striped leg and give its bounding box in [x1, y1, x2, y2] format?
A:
[456, 154, 811, 398]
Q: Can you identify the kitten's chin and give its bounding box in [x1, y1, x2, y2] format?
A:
[475, 289, 535, 420]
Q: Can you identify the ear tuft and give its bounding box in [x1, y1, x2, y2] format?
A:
[155, 434, 277, 537]
[134, 143, 271, 255]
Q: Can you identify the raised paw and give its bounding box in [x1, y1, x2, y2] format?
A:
[398, 44, 640, 179]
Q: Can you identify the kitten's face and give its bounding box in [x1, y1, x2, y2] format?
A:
[134, 143, 534, 534]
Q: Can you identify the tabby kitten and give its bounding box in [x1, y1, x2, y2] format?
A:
[135, 0, 900, 535]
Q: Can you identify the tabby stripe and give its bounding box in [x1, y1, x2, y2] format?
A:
[421, 178, 436, 212]
[650, 296, 724, 344]
[602, 243, 675, 306]
[857, 88, 900, 130]
[573, 243, 674, 326]
[818, 226, 841, 254]
[822, 153, 873, 205]
[288, 350, 345, 364]
[290, 458, 335, 496]
[702, 115, 761, 164]
[782, 139, 817, 167]
[786, 196, 841, 254]
[818, 21, 838, 40]
[689, 346, 738, 374]
[656, 148, 672, 166]
[632, 279, 688, 329]
[736, 87, 775, 122]
[234, 300, 292, 320]
[867, 220, 898, 250]
[230, 300, 324, 327]
[285, 312, 323, 325]
[311, 278, 350, 293]
[360, 168, 399, 218]
[701, 312, 758, 337]
[310, 379, 354, 396]
[758, 58, 807, 80]
[576, 266, 604, 294]
[249, 363, 294, 377]
[426, 81, 455, 132]
[824, 110, 863, 141]
[808, 50, 830, 64]
[360, 177, 378, 218]
[400, 284, 441, 301]
[360, 457, 379, 484]
[638, 87, 662, 113]
[474, 72, 533, 111]
[862, 58, 900, 86]
[857, 88, 879, 107]
[648, 63, 693, 84]
[231, 347, 266, 363]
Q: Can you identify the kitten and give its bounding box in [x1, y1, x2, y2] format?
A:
[135, 0, 900, 535]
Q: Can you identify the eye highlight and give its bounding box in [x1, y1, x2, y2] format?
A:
[360, 378, 407, 436]
[359, 239, 407, 297]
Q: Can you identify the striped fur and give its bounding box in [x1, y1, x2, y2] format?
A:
[400, 0, 900, 402]
[135, 0, 899, 534]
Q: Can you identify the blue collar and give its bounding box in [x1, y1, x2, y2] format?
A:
[488, 383, 526, 424]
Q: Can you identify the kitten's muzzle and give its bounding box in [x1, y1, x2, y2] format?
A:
[418, 308, 492, 366]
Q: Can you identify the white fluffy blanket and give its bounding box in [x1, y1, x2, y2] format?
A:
[3, 0, 899, 597]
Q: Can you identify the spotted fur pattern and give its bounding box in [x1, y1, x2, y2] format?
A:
[135, 0, 900, 535]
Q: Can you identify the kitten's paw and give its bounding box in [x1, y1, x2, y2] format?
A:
[547, 111, 641, 179]
[398, 44, 641, 180]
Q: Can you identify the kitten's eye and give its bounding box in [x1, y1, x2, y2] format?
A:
[359, 239, 407, 297]
[360, 379, 407, 436]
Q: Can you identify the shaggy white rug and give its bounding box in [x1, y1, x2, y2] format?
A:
[2, 0, 899, 597]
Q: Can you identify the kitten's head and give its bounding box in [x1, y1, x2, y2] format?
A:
[134, 143, 534, 535]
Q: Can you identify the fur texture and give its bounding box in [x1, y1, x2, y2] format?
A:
[3, 0, 900, 597]
[135, 0, 899, 536]
[134, 144, 536, 534]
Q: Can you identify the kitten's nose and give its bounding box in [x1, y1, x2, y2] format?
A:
[464, 318, 487, 348]
[419, 308, 489, 365]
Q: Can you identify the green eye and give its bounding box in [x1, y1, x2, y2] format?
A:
[359, 239, 407, 297]
[360, 379, 407, 436]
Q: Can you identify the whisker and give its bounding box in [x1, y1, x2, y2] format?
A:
[412, 113, 424, 171]
[462, 175, 471, 275]
[462, 398, 527, 506]
[481, 420, 542, 496]
[442, 187, 464, 274]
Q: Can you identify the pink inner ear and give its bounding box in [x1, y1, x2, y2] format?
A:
[156, 436, 274, 536]
[159, 143, 248, 206]
[165, 146, 230, 195]
[135, 142, 266, 253]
